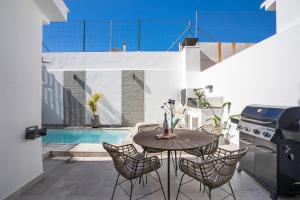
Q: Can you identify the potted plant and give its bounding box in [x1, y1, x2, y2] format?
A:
[194, 88, 206, 107]
[87, 92, 103, 128]
[199, 97, 237, 144]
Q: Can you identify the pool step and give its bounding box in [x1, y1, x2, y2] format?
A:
[47, 144, 109, 158]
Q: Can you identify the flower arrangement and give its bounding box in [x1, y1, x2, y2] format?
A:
[161, 99, 180, 132]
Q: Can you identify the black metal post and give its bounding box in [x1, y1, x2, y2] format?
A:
[83, 20, 86, 52]
[167, 150, 170, 200]
[137, 18, 141, 51]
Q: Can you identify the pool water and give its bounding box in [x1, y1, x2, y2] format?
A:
[42, 129, 128, 144]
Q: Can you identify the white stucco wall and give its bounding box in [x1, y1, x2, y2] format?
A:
[43, 52, 183, 71]
[85, 71, 122, 125]
[198, 23, 300, 144]
[144, 70, 183, 123]
[42, 68, 64, 125]
[0, 1, 43, 199]
[0, 0, 68, 199]
[276, 0, 300, 32]
[183, 47, 201, 89]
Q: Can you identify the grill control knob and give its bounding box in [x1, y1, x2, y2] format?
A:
[253, 129, 260, 134]
[238, 124, 243, 129]
[245, 127, 251, 132]
[263, 132, 271, 138]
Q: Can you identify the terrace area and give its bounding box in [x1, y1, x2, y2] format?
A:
[17, 157, 278, 200]
[2, 0, 300, 200]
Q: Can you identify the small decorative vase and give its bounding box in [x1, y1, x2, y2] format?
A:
[91, 114, 100, 128]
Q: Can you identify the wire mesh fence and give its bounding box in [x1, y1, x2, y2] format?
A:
[43, 19, 192, 52]
[42, 11, 275, 52]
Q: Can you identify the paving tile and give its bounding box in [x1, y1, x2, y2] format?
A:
[17, 158, 300, 200]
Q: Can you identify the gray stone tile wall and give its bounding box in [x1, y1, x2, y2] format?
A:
[63, 71, 86, 126]
[121, 70, 144, 127]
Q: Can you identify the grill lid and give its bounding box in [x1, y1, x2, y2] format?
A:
[241, 105, 300, 129]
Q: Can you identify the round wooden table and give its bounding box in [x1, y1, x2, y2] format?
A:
[133, 129, 216, 200]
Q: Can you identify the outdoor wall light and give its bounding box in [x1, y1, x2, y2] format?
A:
[132, 73, 135, 79]
[25, 126, 47, 140]
[73, 74, 78, 80]
[205, 85, 213, 93]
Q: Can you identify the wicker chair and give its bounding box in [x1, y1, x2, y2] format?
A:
[138, 125, 165, 157]
[138, 125, 179, 175]
[176, 147, 248, 200]
[182, 125, 221, 160]
[103, 142, 166, 200]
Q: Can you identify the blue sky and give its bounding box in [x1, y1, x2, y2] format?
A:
[43, 0, 276, 51]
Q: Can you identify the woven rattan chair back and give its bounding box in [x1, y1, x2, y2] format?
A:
[138, 124, 160, 133]
[177, 148, 248, 200]
[138, 126, 164, 154]
[199, 148, 248, 188]
[199, 125, 222, 155]
[184, 125, 221, 159]
[198, 125, 222, 135]
[103, 142, 166, 200]
[102, 142, 138, 179]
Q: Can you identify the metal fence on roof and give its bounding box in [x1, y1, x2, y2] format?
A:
[42, 11, 275, 52]
[43, 19, 193, 52]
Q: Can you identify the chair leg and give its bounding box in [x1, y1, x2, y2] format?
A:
[143, 149, 146, 156]
[199, 181, 202, 191]
[176, 173, 185, 200]
[138, 176, 145, 187]
[208, 188, 212, 200]
[174, 151, 178, 176]
[228, 181, 236, 200]
[129, 180, 133, 200]
[145, 152, 148, 184]
[155, 170, 166, 200]
[111, 174, 120, 200]
[160, 152, 163, 165]
[179, 150, 183, 160]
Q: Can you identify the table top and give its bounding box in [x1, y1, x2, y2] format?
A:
[133, 129, 216, 151]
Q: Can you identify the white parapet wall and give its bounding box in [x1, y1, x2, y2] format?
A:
[43, 51, 185, 126]
[43, 51, 183, 71]
[198, 23, 300, 144]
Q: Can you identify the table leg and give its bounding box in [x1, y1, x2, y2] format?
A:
[167, 150, 170, 200]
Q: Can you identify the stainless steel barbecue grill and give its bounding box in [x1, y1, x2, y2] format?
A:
[237, 105, 300, 200]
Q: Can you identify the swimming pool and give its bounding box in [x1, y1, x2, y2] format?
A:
[42, 129, 129, 144]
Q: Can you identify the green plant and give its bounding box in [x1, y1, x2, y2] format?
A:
[194, 88, 206, 107]
[87, 92, 104, 115]
[200, 98, 237, 138]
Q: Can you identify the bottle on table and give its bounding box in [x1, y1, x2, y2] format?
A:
[163, 112, 169, 135]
